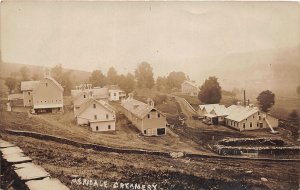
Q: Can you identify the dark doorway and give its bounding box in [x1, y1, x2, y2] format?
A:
[157, 128, 166, 135]
[212, 117, 218, 125]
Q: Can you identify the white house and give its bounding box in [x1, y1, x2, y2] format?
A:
[121, 97, 167, 136]
[20, 69, 64, 114]
[71, 84, 109, 102]
[105, 85, 126, 101]
[181, 80, 199, 96]
[75, 98, 116, 132]
[224, 105, 278, 132]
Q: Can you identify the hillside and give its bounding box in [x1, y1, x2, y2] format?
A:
[208, 46, 300, 97]
[0, 62, 91, 85]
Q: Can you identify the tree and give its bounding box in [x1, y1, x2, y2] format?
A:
[107, 67, 119, 85]
[119, 73, 135, 94]
[289, 110, 299, 121]
[5, 77, 17, 93]
[156, 76, 167, 91]
[89, 70, 106, 87]
[166, 71, 186, 89]
[198, 76, 222, 104]
[19, 66, 30, 81]
[51, 65, 73, 95]
[135, 62, 154, 89]
[256, 90, 275, 112]
[32, 73, 40, 80]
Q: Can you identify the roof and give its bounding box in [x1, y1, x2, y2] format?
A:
[121, 98, 163, 119]
[182, 80, 199, 89]
[21, 76, 63, 92]
[71, 88, 108, 100]
[225, 105, 259, 122]
[40, 76, 63, 91]
[199, 104, 224, 114]
[21, 81, 39, 91]
[76, 98, 115, 116]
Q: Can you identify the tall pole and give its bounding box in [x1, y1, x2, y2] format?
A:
[243, 90, 246, 106]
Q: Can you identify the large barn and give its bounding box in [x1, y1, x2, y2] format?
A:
[121, 97, 167, 136]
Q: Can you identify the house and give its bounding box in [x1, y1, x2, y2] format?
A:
[20, 69, 64, 113]
[21, 81, 39, 107]
[71, 84, 109, 103]
[121, 97, 167, 136]
[224, 105, 278, 132]
[105, 85, 126, 101]
[75, 98, 116, 132]
[181, 80, 199, 96]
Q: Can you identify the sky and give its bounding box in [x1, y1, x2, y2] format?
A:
[1, 1, 300, 84]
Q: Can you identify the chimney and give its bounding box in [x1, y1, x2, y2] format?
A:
[243, 90, 246, 107]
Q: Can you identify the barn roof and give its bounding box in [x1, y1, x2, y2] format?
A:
[199, 104, 224, 114]
[121, 98, 164, 119]
[76, 98, 115, 116]
[225, 105, 259, 122]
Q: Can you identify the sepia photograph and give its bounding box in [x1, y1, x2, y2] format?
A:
[0, 1, 300, 189]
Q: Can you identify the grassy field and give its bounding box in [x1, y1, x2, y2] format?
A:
[0, 100, 203, 154]
[1, 134, 299, 190]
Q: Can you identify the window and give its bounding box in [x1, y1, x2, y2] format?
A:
[96, 126, 99, 131]
[106, 114, 109, 119]
[29, 100, 31, 103]
[257, 122, 259, 127]
[93, 104, 96, 108]
[147, 114, 150, 119]
[46, 83, 48, 87]
[94, 115, 97, 120]
[28, 92, 30, 95]
[253, 115, 255, 118]
[114, 93, 116, 96]
[108, 125, 111, 130]
[144, 130, 147, 134]
[250, 122, 252, 128]
[258, 111, 260, 115]
[84, 95, 86, 98]
[259, 116, 261, 120]
[158, 113, 160, 118]
[243, 123, 245, 128]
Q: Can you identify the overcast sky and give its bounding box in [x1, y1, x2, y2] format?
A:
[1, 1, 299, 83]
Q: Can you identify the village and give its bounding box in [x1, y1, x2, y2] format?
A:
[1, 1, 300, 190]
[1, 65, 300, 190]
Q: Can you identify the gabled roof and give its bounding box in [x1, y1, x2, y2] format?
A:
[42, 76, 64, 91]
[182, 80, 199, 89]
[21, 81, 39, 91]
[73, 91, 89, 102]
[199, 104, 223, 114]
[225, 105, 259, 122]
[121, 98, 163, 119]
[76, 98, 115, 116]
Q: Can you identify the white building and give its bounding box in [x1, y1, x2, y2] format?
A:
[121, 97, 167, 136]
[20, 69, 64, 114]
[105, 85, 126, 101]
[181, 81, 199, 96]
[75, 98, 116, 132]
